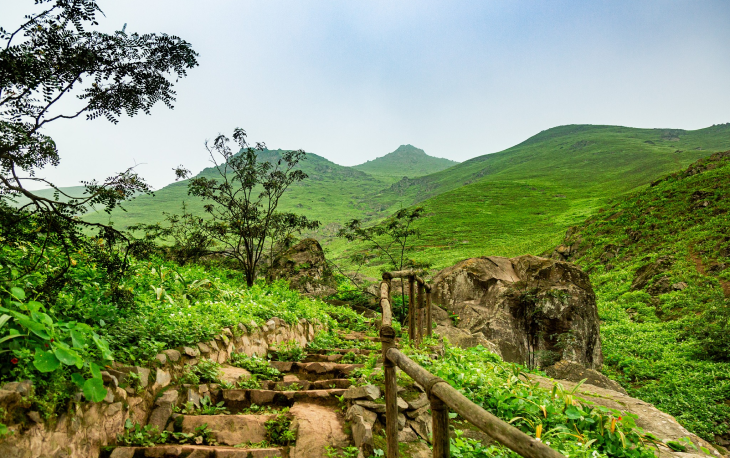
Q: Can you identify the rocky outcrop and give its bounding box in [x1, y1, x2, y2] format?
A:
[545, 360, 626, 394]
[431, 255, 602, 369]
[268, 238, 336, 297]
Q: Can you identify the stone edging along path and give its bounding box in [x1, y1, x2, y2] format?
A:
[0, 317, 325, 458]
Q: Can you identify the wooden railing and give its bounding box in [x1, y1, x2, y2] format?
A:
[381, 270, 432, 345]
[379, 271, 565, 458]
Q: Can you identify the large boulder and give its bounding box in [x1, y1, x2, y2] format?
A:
[431, 255, 603, 369]
[268, 238, 336, 296]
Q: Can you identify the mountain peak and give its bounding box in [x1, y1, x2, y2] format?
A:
[353, 145, 458, 177]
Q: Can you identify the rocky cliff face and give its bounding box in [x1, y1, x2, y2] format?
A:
[431, 255, 602, 369]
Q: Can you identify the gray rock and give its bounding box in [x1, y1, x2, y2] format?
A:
[185, 388, 200, 407]
[398, 412, 406, 430]
[545, 360, 627, 395]
[155, 389, 179, 406]
[350, 410, 374, 449]
[2, 380, 33, 396]
[354, 400, 386, 413]
[397, 397, 408, 410]
[432, 255, 603, 369]
[162, 349, 181, 362]
[406, 405, 429, 419]
[147, 403, 173, 432]
[27, 411, 42, 423]
[106, 402, 123, 416]
[183, 346, 200, 357]
[344, 385, 381, 401]
[346, 405, 377, 425]
[409, 412, 433, 442]
[154, 353, 167, 365]
[101, 371, 119, 390]
[197, 342, 211, 354]
[110, 448, 138, 458]
[267, 238, 337, 297]
[406, 392, 429, 410]
[398, 426, 419, 442]
[154, 369, 171, 389]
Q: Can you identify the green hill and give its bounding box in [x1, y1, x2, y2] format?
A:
[362, 124, 730, 270]
[85, 123, 730, 272]
[84, 149, 400, 231]
[352, 144, 458, 177]
[547, 151, 730, 443]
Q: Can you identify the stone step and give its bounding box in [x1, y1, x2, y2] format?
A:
[268, 361, 362, 381]
[258, 378, 351, 391]
[179, 414, 275, 446]
[301, 353, 374, 363]
[108, 445, 284, 458]
[305, 348, 375, 355]
[222, 388, 348, 411]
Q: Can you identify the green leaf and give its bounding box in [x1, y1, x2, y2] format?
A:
[33, 349, 61, 373]
[31, 311, 53, 326]
[92, 334, 113, 360]
[565, 406, 583, 420]
[26, 301, 43, 312]
[9, 287, 25, 301]
[71, 373, 86, 388]
[54, 346, 83, 368]
[90, 362, 102, 379]
[70, 330, 87, 349]
[16, 316, 50, 340]
[83, 377, 107, 402]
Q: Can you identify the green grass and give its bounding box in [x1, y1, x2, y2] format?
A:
[352, 144, 458, 177]
[556, 151, 730, 441]
[334, 124, 730, 274]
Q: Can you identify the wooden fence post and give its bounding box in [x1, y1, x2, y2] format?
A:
[380, 279, 399, 458]
[426, 285, 432, 338]
[408, 275, 415, 342]
[431, 394, 450, 458]
[417, 282, 424, 346]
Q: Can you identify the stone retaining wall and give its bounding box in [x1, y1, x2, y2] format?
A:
[0, 317, 324, 458]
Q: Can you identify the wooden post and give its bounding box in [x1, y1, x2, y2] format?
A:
[380, 278, 399, 458]
[417, 282, 424, 346]
[431, 395, 450, 458]
[408, 275, 415, 342]
[426, 286, 432, 337]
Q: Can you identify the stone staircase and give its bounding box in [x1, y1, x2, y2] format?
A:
[105, 350, 377, 458]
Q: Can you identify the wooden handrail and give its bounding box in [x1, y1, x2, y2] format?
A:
[378, 274, 566, 458]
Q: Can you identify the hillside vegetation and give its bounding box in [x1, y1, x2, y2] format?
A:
[551, 151, 730, 443]
[352, 144, 458, 177]
[82, 124, 730, 274]
[370, 124, 730, 270]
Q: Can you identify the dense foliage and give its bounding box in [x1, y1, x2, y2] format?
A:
[0, 0, 197, 265]
[558, 151, 730, 441]
[0, 235, 365, 418]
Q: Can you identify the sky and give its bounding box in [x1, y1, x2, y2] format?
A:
[4, 0, 730, 190]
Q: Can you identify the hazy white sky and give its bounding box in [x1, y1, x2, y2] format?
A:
[4, 0, 730, 189]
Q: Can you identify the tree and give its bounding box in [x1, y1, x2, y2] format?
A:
[178, 128, 319, 286]
[0, 0, 198, 279]
[128, 201, 216, 266]
[264, 212, 320, 271]
[338, 207, 426, 322]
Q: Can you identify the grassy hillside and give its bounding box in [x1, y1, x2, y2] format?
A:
[84, 149, 400, 231]
[352, 144, 458, 177]
[361, 124, 730, 270]
[84, 124, 730, 273]
[551, 151, 730, 443]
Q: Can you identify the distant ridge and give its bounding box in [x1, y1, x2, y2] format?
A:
[353, 144, 458, 177]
